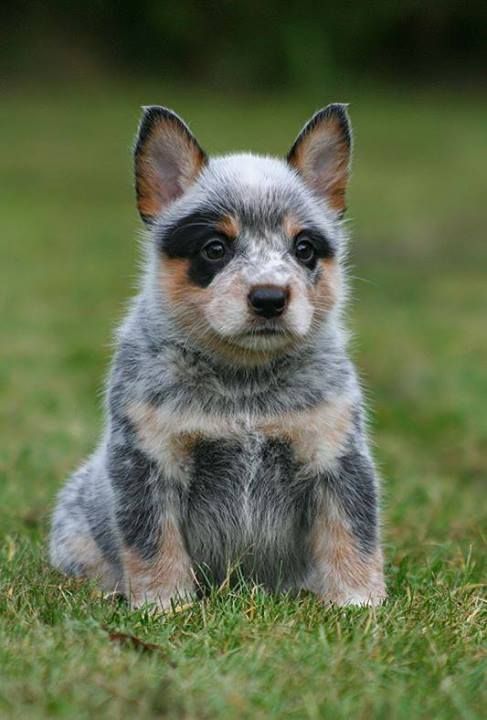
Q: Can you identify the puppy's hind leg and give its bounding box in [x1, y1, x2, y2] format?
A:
[49, 458, 121, 592]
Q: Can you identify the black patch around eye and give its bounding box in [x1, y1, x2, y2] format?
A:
[158, 210, 235, 288]
[159, 210, 222, 257]
[187, 249, 234, 287]
[296, 229, 335, 261]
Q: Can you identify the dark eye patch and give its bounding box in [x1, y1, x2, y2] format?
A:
[159, 210, 223, 257]
[158, 210, 235, 287]
[295, 229, 335, 261]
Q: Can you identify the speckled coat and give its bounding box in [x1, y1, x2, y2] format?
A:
[49, 104, 386, 608]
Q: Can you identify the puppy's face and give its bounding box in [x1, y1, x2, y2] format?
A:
[134, 106, 351, 362]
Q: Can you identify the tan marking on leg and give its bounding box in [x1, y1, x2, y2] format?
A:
[122, 517, 195, 610]
[306, 505, 385, 606]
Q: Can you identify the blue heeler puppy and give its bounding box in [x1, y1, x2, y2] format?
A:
[49, 104, 386, 608]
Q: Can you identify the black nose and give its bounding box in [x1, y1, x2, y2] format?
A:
[248, 285, 289, 318]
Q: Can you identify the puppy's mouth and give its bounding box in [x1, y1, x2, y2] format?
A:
[241, 326, 285, 337]
[228, 322, 295, 351]
[238, 320, 290, 338]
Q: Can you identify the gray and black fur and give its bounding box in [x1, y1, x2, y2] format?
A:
[50, 104, 386, 608]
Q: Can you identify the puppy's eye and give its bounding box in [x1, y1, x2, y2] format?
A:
[201, 239, 227, 261]
[294, 236, 316, 265]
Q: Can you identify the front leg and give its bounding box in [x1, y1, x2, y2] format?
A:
[305, 447, 386, 607]
[107, 434, 195, 610]
[121, 515, 195, 610]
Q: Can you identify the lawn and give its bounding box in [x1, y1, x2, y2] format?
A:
[0, 82, 486, 719]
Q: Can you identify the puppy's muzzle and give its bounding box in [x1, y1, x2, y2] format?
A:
[248, 285, 290, 319]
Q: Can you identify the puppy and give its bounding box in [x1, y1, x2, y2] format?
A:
[49, 104, 386, 609]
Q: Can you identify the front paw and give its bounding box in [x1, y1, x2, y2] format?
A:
[322, 586, 386, 607]
[130, 588, 195, 613]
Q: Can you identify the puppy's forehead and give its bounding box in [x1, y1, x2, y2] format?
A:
[208, 153, 298, 196]
[157, 153, 336, 238]
[205, 154, 332, 230]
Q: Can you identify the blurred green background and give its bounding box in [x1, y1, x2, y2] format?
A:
[1, 3, 486, 718]
[2, 1, 487, 90]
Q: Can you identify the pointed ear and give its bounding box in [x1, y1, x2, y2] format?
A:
[287, 104, 352, 215]
[134, 106, 208, 224]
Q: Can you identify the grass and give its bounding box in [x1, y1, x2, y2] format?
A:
[0, 81, 486, 719]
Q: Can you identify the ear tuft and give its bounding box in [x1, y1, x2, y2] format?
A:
[287, 104, 352, 215]
[134, 106, 207, 224]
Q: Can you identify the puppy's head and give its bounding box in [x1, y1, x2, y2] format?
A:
[134, 105, 351, 364]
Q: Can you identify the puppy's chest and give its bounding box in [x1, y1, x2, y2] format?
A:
[128, 397, 353, 585]
[128, 394, 354, 483]
[189, 432, 296, 509]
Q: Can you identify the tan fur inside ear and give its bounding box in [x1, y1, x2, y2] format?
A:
[136, 114, 207, 222]
[288, 111, 351, 213]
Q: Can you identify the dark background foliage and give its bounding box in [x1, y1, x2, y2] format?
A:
[2, 1, 486, 89]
